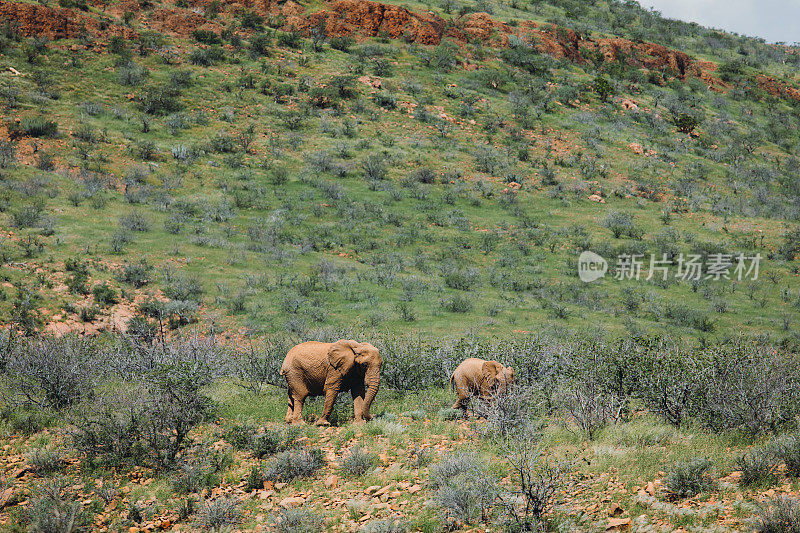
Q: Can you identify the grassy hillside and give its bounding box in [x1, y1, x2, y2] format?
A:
[0, 0, 799, 341]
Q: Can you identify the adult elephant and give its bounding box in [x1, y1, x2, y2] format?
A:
[450, 358, 515, 411]
[280, 339, 382, 425]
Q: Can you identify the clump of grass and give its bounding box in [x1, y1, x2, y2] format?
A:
[272, 508, 325, 533]
[757, 497, 800, 533]
[263, 448, 324, 483]
[429, 451, 497, 525]
[736, 447, 781, 488]
[773, 434, 800, 477]
[664, 458, 714, 499]
[26, 446, 64, 475]
[341, 446, 378, 477]
[195, 497, 241, 529]
[438, 408, 461, 420]
[362, 518, 411, 533]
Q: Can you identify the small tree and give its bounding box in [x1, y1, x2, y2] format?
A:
[593, 76, 614, 103]
[674, 112, 700, 134]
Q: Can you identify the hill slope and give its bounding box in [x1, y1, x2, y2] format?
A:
[0, 0, 799, 342]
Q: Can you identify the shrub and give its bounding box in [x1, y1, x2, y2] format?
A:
[781, 226, 800, 261]
[224, 423, 257, 450]
[362, 153, 387, 180]
[736, 448, 781, 487]
[699, 342, 800, 433]
[9, 116, 58, 138]
[438, 408, 461, 420]
[192, 29, 221, 44]
[119, 259, 152, 288]
[26, 446, 65, 475]
[372, 92, 397, 109]
[441, 294, 473, 313]
[664, 458, 713, 499]
[498, 440, 562, 531]
[429, 452, 497, 525]
[195, 497, 241, 529]
[119, 211, 150, 232]
[171, 458, 224, 494]
[163, 274, 204, 303]
[8, 336, 93, 409]
[341, 446, 378, 477]
[442, 266, 480, 291]
[272, 508, 325, 533]
[674, 113, 701, 134]
[11, 202, 44, 228]
[71, 349, 216, 469]
[263, 448, 324, 483]
[330, 36, 355, 52]
[757, 497, 800, 533]
[23, 481, 92, 533]
[362, 519, 410, 533]
[138, 84, 183, 115]
[602, 211, 639, 239]
[276, 30, 302, 48]
[189, 46, 225, 66]
[92, 282, 118, 307]
[117, 61, 148, 86]
[0, 139, 16, 168]
[593, 76, 614, 102]
[774, 434, 800, 477]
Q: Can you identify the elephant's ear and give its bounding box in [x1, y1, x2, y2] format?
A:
[328, 339, 359, 375]
[482, 361, 502, 387]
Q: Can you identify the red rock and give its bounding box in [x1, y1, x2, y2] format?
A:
[279, 496, 305, 509]
[606, 517, 631, 531]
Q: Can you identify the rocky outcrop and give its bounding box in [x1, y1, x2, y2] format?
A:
[755, 74, 800, 102]
[0, 0, 135, 40]
[286, 0, 446, 45]
[0, 0, 724, 86]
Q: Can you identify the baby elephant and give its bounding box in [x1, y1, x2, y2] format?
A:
[450, 358, 515, 411]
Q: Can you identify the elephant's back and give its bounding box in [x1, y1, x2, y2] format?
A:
[282, 341, 333, 372]
[455, 357, 486, 372]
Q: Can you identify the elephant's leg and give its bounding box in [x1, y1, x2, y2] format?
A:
[351, 381, 368, 423]
[290, 392, 306, 424]
[285, 392, 294, 424]
[451, 377, 470, 411]
[316, 386, 337, 426]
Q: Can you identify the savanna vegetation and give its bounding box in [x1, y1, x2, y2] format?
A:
[1, 0, 800, 529]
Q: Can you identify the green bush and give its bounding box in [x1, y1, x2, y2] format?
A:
[664, 458, 713, 499]
[263, 448, 324, 483]
[736, 448, 780, 487]
[9, 116, 58, 138]
[272, 508, 325, 533]
[195, 497, 241, 529]
[340, 446, 378, 477]
[757, 497, 800, 533]
[92, 282, 118, 307]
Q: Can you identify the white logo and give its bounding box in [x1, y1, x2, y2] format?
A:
[578, 251, 608, 283]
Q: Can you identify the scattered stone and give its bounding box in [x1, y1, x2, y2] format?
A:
[628, 142, 644, 155]
[606, 517, 631, 531]
[588, 194, 605, 203]
[279, 496, 305, 509]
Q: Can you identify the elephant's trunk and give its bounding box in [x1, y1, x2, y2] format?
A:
[362, 365, 381, 414]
